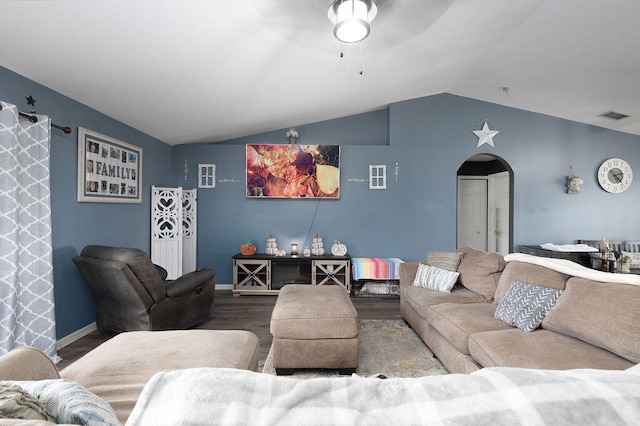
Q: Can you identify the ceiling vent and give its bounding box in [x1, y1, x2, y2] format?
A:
[599, 111, 630, 120]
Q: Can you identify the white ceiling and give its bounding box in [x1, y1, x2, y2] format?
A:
[1, 0, 639, 145]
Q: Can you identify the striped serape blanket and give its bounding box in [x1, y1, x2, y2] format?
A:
[351, 258, 404, 280]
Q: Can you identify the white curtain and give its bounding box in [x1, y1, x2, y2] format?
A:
[0, 100, 58, 360]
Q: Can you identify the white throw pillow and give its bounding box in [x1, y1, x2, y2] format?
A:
[413, 264, 460, 293]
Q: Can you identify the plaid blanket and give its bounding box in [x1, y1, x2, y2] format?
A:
[127, 366, 640, 425]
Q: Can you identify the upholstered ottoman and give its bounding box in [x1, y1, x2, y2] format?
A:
[270, 284, 359, 375]
[60, 329, 260, 423]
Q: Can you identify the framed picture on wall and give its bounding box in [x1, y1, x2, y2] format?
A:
[246, 144, 340, 199]
[77, 127, 143, 203]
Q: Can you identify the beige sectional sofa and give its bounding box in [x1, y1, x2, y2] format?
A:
[401, 246, 640, 374]
[2, 297, 640, 425]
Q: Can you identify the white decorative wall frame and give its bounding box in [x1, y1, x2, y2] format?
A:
[369, 165, 387, 189]
[198, 164, 216, 188]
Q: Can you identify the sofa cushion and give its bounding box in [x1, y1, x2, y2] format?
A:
[413, 264, 459, 293]
[494, 281, 563, 332]
[469, 329, 634, 370]
[542, 278, 640, 364]
[495, 261, 569, 304]
[426, 251, 463, 272]
[455, 247, 506, 299]
[427, 302, 511, 355]
[404, 285, 491, 319]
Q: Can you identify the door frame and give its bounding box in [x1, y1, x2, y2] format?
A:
[456, 155, 514, 254]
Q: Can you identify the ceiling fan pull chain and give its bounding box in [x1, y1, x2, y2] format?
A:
[359, 41, 364, 75]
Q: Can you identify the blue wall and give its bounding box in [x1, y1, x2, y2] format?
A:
[3, 65, 640, 339]
[1, 66, 172, 338]
[172, 94, 640, 286]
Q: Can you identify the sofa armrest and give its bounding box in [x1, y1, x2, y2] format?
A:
[0, 347, 60, 381]
[400, 262, 420, 291]
[165, 268, 216, 297]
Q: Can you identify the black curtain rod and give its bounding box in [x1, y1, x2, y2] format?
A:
[0, 104, 72, 134]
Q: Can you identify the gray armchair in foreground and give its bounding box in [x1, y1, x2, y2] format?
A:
[73, 245, 216, 332]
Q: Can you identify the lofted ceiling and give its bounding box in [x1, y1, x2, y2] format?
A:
[1, 0, 639, 146]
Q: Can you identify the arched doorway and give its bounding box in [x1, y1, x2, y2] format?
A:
[456, 154, 513, 254]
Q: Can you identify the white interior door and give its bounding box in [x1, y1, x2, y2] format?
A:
[457, 178, 488, 251]
[491, 172, 510, 255]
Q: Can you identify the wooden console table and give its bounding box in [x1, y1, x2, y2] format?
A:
[232, 253, 351, 295]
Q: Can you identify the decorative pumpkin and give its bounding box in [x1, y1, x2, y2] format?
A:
[240, 240, 257, 256]
[331, 240, 347, 256]
[311, 234, 325, 256]
[265, 235, 278, 255]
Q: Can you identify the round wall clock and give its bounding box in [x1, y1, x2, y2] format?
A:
[597, 158, 633, 193]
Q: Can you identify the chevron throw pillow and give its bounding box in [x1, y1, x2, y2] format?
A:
[494, 281, 563, 332]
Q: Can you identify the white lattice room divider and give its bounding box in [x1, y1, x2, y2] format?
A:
[181, 189, 197, 274]
[151, 186, 197, 279]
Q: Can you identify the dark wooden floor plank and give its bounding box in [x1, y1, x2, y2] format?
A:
[56, 291, 401, 371]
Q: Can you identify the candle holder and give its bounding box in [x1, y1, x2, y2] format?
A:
[290, 243, 299, 256]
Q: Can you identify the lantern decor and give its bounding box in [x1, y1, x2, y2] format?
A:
[286, 128, 298, 144]
[566, 166, 583, 194]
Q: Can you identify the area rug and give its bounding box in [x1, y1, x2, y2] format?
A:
[262, 319, 449, 378]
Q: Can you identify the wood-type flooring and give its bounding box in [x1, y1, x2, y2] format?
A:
[56, 290, 402, 371]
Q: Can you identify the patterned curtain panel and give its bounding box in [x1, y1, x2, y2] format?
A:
[0, 100, 57, 360]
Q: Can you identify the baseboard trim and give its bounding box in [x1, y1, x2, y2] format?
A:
[57, 322, 97, 350]
[216, 283, 233, 290]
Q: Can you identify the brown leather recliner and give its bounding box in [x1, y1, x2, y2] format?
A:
[73, 245, 216, 332]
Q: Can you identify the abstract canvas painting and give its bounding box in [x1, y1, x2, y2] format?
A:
[246, 144, 340, 199]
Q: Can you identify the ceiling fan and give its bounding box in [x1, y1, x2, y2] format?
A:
[253, 0, 454, 52]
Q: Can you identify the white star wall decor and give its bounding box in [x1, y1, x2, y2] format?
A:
[473, 120, 499, 147]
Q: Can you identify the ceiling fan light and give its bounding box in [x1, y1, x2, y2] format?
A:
[335, 19, 370, 43]
[328, 0, 377, 43]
